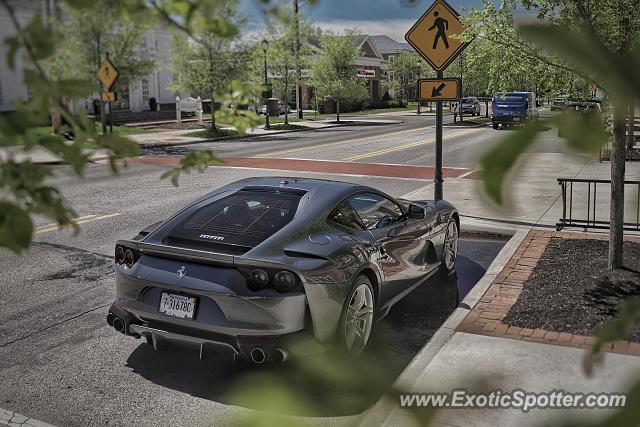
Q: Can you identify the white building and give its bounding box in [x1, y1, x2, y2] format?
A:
[0, 1, 43, 112]
[0, 1, 184, 115]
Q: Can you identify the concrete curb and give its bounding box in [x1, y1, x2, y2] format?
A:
[357, 229, 530, 427]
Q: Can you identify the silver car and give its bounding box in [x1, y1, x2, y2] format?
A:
[107, 177, 460, 364]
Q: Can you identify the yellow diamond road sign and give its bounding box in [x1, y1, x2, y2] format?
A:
[97, 58, 119, 90]
[405, 0, 469, 72]
[419, 78, 461, 101]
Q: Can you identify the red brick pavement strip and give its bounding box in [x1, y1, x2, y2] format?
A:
[456, 229, 640, 357]
[128, 156, 470, 180]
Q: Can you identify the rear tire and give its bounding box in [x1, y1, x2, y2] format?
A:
[338, 275, 375, 356]
[492, 123, 499, 130]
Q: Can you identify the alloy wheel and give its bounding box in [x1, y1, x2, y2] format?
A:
[344, 283, 374, 356]
[444, 220, 458, 271]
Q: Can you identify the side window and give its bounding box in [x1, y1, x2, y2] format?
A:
[328, 202, 364, 231]
[348, 192, 403, 230]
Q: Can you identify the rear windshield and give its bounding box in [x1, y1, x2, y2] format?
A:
[167, 189, 303, 251]
[494, 93, 526, 103]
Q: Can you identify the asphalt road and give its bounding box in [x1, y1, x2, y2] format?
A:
[146, 110, 569, 171]
[0, 155, 506, 425]
[0, 109, 576, 425]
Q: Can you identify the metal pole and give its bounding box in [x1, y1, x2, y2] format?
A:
[264, 49, 271, 130]
[294, 0, 303, 119]
[434, 70, 444, 200]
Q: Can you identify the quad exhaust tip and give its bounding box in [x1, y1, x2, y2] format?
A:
[113, 318, 125, 333]
[273, 348, 288, 364]
[250, 347, 266, 364]
[106, 313, 115, 327]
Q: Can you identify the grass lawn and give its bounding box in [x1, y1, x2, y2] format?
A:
[184, 127, 239, 139]
[268, 123, 310, 131]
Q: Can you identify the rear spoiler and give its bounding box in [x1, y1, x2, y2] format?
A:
[116, 239, 235, 267]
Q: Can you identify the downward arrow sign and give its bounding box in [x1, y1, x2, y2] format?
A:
[431, 83, 446, 97]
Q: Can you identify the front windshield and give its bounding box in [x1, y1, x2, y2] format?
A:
[494, 93, 526, 103]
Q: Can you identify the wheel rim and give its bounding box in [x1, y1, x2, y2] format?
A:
[444, 221, 458, 270]
[344, 283, 374, 355]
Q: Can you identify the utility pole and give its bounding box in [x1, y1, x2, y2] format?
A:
[294, 0, 303, 119]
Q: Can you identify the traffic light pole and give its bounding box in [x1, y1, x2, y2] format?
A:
[434, 70, 444, 200]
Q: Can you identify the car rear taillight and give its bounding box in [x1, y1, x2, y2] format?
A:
[242, 267, 300, 293]
[248, 269, 269, 291]
[115, 246, 125, 264]
[273, 271, 298, 292]
[115, 245, 141, 268]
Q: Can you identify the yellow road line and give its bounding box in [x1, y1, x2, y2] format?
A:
[256, 125, 436, 158]
[34, 213, 122, 235]
[35, 215, 97, 231]
[343, 128, 481, 161]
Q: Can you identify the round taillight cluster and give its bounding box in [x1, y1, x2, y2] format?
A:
[248, 269, 269, 291]
[115, 246, 125, 264]
[273, 271, 297, 292]
[247, 269, 299, 293]
[115, 245, 138, 269]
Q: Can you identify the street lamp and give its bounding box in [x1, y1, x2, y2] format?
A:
[416, 59, 422, 115]
[262, 38, 271, 130]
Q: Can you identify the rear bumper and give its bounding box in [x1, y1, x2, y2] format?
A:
[492, 115, 525, 124]
[109, 302, 326, 361]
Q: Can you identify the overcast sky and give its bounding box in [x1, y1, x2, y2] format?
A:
[239, 0, 488, 41]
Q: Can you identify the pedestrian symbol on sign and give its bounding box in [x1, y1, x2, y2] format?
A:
[405, 0, 470, 71]
[428, 11, 449, 49]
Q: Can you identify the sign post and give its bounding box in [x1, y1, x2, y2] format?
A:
[405, 0, 469, 200]
[97, 53, 119, 134]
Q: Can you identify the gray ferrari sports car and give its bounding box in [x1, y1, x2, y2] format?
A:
[107, 177, 459, 363]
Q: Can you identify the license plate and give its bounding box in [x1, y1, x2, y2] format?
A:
[159, 292, 197, 319]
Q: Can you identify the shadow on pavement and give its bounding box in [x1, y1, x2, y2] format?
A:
[124, 240, 505, 417]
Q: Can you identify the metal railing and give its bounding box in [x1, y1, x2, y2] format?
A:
[556, 178, 640, 231]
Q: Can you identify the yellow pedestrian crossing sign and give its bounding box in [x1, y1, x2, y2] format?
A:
[97, 57, 119, 90]
[405, 0, 469, 72]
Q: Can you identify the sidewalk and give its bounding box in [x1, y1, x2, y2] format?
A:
[406, 151, 640, 235]
[360, 230, 640, 427]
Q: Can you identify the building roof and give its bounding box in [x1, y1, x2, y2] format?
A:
[368, 35, 415, 54]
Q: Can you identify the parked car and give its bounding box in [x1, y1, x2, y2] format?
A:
[459, 96, 481, 116]
[107, 177, 460, 363]
[491, 92, 539, 129]
[551, 97, 568, 111]
[558, 100, 603, 137]
[260, 101, 291, 116]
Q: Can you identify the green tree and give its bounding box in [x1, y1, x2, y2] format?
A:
[460, 3, 576, 96]
[52, 1, 156, 130]
[383, 51, 430, 106]
[169, 4, 258, 132]
[310, 29, 368, 122]
[472, 0, 640, 270]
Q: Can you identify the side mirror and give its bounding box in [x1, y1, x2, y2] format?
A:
[408, 204, 425, 219]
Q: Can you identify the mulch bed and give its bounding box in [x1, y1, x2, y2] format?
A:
[503, 238, 640, 341]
